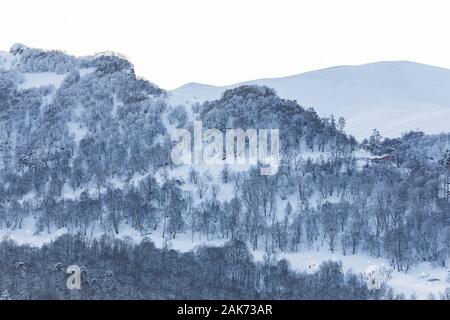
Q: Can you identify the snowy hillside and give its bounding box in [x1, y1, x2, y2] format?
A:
[1, 45, 450, 300]
[173, 61, 450, 139]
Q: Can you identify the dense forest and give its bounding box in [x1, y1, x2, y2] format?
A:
[0, 234, 398, 300]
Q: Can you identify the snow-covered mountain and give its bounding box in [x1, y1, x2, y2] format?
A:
[1, 44, 450, 299]
[173, 61, 450, 139]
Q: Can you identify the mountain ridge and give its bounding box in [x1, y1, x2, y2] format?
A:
[176, 60, 441, 89]
[172, 61, 450, 139]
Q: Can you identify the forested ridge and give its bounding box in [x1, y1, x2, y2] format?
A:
[0, 235, 395, 300]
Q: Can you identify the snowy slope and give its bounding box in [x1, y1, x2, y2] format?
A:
[2, 45, 449, 299]
[0, 51, 17, 70]
[172, 61, 450, 139]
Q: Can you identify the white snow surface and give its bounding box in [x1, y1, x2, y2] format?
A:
[18, 72, 67, 89]
[172, 61, 450, 139]
[0, 51, 17, 70]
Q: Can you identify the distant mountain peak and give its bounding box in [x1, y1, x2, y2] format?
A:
[173, 61, 450, 139]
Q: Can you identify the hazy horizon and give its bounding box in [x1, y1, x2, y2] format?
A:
[2, 0, 450, 89]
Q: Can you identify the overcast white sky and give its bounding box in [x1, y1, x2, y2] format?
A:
[1, 0, 450, 89]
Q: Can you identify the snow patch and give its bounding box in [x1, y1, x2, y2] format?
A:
[79, 67, 96, 77]
[18, 72, 67, 90]
[0, 51, 17, 70]
[67, 121, 88, 144]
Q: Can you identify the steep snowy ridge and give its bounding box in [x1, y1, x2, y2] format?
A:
[173, 61, 450, 139]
